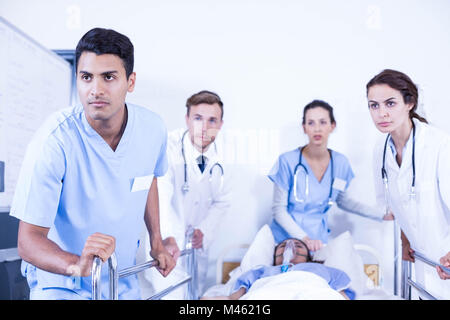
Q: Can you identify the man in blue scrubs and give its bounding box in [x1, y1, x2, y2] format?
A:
[10, 28, 178, 299]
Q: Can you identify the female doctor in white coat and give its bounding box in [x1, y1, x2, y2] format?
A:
[367, 69, 450, 299]
[137, 91, 231, 298]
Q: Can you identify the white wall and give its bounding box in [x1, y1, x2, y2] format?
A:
[2, 0, 450, 295]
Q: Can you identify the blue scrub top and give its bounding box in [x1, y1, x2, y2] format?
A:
[268, 148, 354, 244]
[10, 103, 168, 299]
[233, 263, 355, 300]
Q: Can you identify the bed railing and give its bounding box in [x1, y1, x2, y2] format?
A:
[91, 226, 198, 300]
[401, 250, 450, 300]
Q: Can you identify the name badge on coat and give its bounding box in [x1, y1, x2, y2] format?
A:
[131, 174, 154, 192]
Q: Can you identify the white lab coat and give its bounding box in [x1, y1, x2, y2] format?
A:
[137, 128, 231, 299]
[373, 118, 450, 299]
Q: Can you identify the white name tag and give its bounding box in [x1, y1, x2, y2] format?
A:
[131, 174, 154, 192]
[332, 178, 347, 191]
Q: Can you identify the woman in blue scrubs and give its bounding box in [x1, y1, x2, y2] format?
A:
[268, 100, 393, 251]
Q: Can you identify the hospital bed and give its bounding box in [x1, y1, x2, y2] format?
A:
[91, 226, 199, 300]
[216, 243, 383, 287]
[203, 225, 400, 300]
[207, 226, 450, 300]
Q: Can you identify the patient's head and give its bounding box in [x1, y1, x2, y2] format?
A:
[273, 238, 312, 266]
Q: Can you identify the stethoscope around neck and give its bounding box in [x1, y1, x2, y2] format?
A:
[293, 146, 334, 208]
[181, 130, 224, 194]
[381, 123, 416, 205]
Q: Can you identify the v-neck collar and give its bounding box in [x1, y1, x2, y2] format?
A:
[81, 103, 134, 158]
[299, 148, 332, 185]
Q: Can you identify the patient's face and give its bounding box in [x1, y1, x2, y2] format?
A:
[274, 239, 309, 265]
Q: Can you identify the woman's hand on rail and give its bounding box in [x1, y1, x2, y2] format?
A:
[401, 245, 415, 262]
[69, 232, 116, 277]
[302, 236, 323, 252]
[437, 252, 450, 280]
[150, 238, 178, 277]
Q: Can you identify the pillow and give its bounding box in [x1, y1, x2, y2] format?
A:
[239, 224, 276, 273]
[313, 231, 369, 297]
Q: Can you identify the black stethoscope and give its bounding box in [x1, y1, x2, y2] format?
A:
[181, 130, 224, 194]
[293, 146, 334, 208]
[381, 123, 416, 204]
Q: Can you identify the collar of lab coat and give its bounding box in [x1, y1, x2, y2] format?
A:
[387, 125, 414, 159]
[181, 130, 221, 169]
[385, 118, 425, 174]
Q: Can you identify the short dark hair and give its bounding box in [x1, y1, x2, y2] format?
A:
[302, 99, 336, 125]
[186, 90, 224, 120]
[75, 28, 134, 78]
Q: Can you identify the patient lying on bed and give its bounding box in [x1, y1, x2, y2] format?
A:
[202, 238, 355, 300]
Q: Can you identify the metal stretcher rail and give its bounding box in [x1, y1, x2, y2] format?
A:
[401, 250, 450, 300]
[91, 227, 198, 300]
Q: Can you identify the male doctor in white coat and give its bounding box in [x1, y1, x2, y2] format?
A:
[137, 90, 231, 299]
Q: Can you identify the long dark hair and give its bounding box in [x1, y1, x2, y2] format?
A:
[366, 69, 428, 123]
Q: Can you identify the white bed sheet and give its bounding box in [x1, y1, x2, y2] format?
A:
[240, 270, 345, 300]
[204, 270, 402, 300]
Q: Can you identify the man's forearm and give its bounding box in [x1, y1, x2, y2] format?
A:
[18, 221, 79, 276]
[144, 177, 164, 248]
